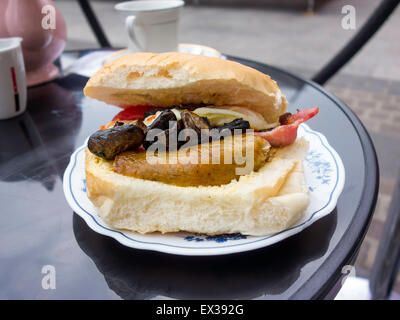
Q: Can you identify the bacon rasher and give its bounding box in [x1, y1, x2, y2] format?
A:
[253, 107, 319, 147]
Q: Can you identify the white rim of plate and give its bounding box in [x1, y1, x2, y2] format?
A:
[63, 124, 345, 256]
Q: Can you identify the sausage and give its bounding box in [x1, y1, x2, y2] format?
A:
[88, 124, 145, 160]
[113, 134, 270, 187]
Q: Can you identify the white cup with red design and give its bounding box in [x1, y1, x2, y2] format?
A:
[0, 37, 27, 120]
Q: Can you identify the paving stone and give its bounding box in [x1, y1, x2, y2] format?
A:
[379, 123, 400, 136]
[369, 111, 391, 121]
[355, 240, 370, 270]
[388, 81, 400, 95]
[380, 178, 396, 195]
[360, 100, 382, 111]
[367, 219, 385, 240]
[394, 282, 400, 297]
[381, 103, 400, 113]
[373, 193, 391, 222]
[356, 237, 379, 270]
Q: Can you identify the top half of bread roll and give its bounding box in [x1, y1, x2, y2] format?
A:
[84, 52, 288, 124]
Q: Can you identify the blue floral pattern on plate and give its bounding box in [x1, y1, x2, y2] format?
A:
[184, 233, 247, 243]
[305, 150, 333, 192]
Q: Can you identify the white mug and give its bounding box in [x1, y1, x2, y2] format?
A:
[0, 37, 27, 120]
[115, 1, 184, 53]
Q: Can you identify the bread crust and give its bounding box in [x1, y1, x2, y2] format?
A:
[85, 138, 309, 236]
[84, 52, 287, 123]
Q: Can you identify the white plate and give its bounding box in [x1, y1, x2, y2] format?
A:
[63, 124, 345, 256]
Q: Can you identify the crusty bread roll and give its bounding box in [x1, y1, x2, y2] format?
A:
[84, 52, 310, 236]
[85, 138, 309, 236]
[84, 52, 287, 124]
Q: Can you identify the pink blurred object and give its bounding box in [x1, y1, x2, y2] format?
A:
[0, 0, 67, 87]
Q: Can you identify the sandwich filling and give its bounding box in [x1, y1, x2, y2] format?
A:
[87, 105, 318, 186]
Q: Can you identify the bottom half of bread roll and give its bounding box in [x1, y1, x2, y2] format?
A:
[85, 138, 310, 236]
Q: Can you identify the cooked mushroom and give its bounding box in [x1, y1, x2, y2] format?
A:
[181, 111, 211, 133]
[178, 111, 211, 145]
[88, 124, 145, 160]
[143, 110, 182, 150]
[114, 119, 147, 133]
[177, 103, 208, 111]
[147, 110, 177, 131]
[215, 118, 250, 133]
[279, 112, 292, 125]
[143, 119, 183, 151]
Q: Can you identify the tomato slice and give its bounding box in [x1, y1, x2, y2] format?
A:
[112, 105, 159, 121]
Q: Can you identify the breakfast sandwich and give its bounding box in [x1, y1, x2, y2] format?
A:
[83, 52, 318, 236]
